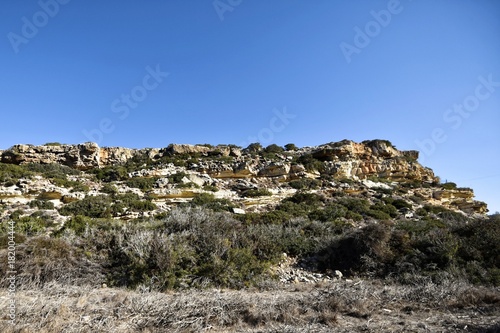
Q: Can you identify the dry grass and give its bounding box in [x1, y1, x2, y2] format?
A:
[1, 279, 498, 333]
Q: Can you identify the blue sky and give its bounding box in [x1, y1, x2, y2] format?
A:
[1, 0, 499, 212]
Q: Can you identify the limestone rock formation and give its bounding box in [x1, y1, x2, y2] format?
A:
[0, 139, 488, 215]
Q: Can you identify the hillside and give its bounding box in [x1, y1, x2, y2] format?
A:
[0, 139, 498, 332]
[0, 139, 488, 220]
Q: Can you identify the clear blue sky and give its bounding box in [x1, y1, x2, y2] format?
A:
[1, 0, 499, 212]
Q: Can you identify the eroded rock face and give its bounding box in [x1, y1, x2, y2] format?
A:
[312, 140, 434, 182]
[1, 143, 101, 169]
[0, 139, 489, 217]
[0, 140, 438, 182]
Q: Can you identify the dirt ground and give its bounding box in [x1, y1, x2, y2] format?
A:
[1, 278, 499, 332]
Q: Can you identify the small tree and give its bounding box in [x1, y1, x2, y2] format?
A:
[264, 144, 284, 153]
[245, 142, 262, 153]
[284, 143, 298, 151]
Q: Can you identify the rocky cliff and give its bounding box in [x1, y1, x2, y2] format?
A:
[0, 140, 433, 181]
[0, 139, 488, 224]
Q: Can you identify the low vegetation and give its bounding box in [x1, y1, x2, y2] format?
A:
[0, 144, 498, 332]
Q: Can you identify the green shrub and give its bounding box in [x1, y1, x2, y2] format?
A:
[177, 181, 200, 189]
[284, 143, 298, 151]
[9, 209, 24, 221]
[370, 202, 398, 218]
[338, 198, 370, 215]
[62, 215, 95, 235]
[288, 178, 320, 190]
[241, 188, 272, 197]
[442, 182, 457, 190]
[245, 143, 263, 153]
[29, 200, 55, 210]
[106, 207, 272, 289]
[0, 163, 34, 185]
[112, 192, 157, 213]
[276, 201, 311, 218]
[296, 154, 324, 172]
[24, 163, 80, 177]
[101, 183, 118, 195]
[374, 187, 393, 195]
[188, 193, 236, 212]
[59, 195, 112, 218]
[389, 198, 412, 210]
[308, 203, 348, 222]
[345, 211, 363, 221]
[91, 166, 128, 182]
[203, 185, 219, 192]
[126, 177, 157, 190]
[416, 207, 427, 216]
[70, 182, 90, 192]
[396, 218, 446, 235]
[13, 216, 50, 235]
[168, 172, 187, 184]
[367, 209, 391, 220]
[315, 223, 394, 276]
[284, 192, 322, 206]
[264, 144, 284, 153]
[423, 205, 457, 216]
[129, 200, 156, 211]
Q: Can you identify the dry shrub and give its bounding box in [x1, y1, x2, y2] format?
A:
[0, 236, 104, 289]
[449, 287, 500, 309]
[0, 279, 498, 333]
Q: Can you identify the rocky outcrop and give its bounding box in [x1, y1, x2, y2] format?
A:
[1, 143, 100, 169]
[0, 139, 441, 198]
[434, 188, 488, 214]
[0, 139, 490, 220]
[312, 140, 435, 182]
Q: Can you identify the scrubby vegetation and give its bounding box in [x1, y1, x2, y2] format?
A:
[3, 198, 499, 291]
[0, 143, 498, 332]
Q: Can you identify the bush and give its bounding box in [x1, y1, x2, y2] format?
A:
[0, 236, 102, 288]
[0, 163, 34, 185]
[296, 154, 324, 172]
[29, 200, 55, 210]
[284, 143, 298, 151]
[338, 198, 370, 215]
[168, 172, 187, 184]
[24, 163, 80, 177]
[308, 203, 348, 222]
[284, 192, 323, 206]
[264, 144, 284, 153]
[203, 185, 219, 192]
[91, 166, 128, 182]
[390, 198, 412, 210]
[107, 207, 272, 290]
[367, 208, 391, 220]
[241, 188, 272, 197]
[245, 143, 263, 153]
[370, 202, 398, 218]
[288, 178, 320, 190]
[101, 183, 118, 195]
[38, 191, 62, 200]
[112, 192, 157, 213]
[442, 182, 457, 190]
[126, 177, 157, 190]
[188, 193, 236, 212]
[316, 223, 394, 276]
[9, 216, 51, 236]
[59, 195, 112, 218]
[62, 215, 95, 235]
